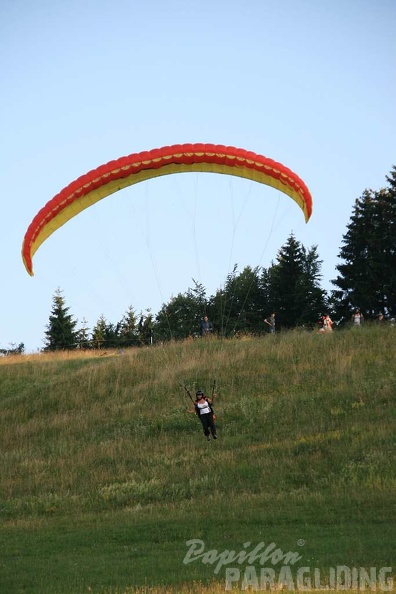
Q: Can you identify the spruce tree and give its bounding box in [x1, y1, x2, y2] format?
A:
[332, 168, 396, 321]
[137, 311, 154, 345]
[91, 315, 107, 349]
[119, 306, 138, 347]
[44, 288, 78, 350]
[153, 280, 208, 341]
[211, 265, 263, 335]
[76, 318, 91, 349]
[268, 234, 327, 328]
[91, 315, 119, 349]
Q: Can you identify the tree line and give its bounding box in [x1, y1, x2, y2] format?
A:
[29, 165, 396, 351]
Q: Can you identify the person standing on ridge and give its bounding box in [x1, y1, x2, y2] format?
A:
[322, 314, 333, 332]
[200, 316, 212, 336]
[264, 312, 276, 334]
[351, 308, 364, 326]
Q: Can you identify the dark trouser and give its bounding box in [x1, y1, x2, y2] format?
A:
[199, 412, 217, 437]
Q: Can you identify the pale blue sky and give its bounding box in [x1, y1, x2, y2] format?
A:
[1, 0, 395, 352]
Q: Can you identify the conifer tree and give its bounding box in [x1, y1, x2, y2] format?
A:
[91, 315, 119, 349]
[153, 280, 208, 340]
[268, 234, 327, 328]
[138, 310, 154, 345]
[154, 290, 202, 340]
[211, 265, 263, 335]
[76, 318, 91, 349]
[119, 306, 138, 347]
[332, 167, 396, 321]
[44, 288, 78, 350]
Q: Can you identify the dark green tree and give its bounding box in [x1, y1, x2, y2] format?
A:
[210, 265, 263, 335]
[76, 317, 91, 349]
[91, 315, 107, 349]
[44, 288, 78, 350]
[137, 310, 154, 345]
[91, 315, 119, 349]
[154, 281, 208, 340]
[332, 167, 396, 321]
[267, 234, 327, 329]
[119, 306, 138, 347]
[0, 342, 25, 355]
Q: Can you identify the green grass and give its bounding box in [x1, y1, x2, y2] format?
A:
[0, 326, 395, 593]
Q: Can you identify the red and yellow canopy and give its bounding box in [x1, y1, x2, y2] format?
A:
[22, 143, 313, 275]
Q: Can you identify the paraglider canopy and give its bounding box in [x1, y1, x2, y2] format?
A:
[21, 143, 313, 275]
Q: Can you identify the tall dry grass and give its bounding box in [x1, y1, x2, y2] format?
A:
[0, 325, 394, 593]
[1, 326, 394, 516]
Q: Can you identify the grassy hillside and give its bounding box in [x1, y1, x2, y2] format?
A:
[0, 327, 395, 593]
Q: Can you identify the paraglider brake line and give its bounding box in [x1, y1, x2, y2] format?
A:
[182, 384, 195, 404]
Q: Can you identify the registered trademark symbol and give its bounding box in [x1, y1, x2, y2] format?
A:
[297, 539, 305, 546]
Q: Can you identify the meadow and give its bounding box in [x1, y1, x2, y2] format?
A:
[0, 326, 395, 593]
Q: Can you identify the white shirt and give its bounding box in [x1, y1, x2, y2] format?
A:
[196, 400, 211, 415]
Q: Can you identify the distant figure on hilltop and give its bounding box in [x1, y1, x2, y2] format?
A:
[200, 315, 212, 336]
[322, 314, 333, 332]
[351, 308, 364, 326]
[264, 312, 276, 334]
